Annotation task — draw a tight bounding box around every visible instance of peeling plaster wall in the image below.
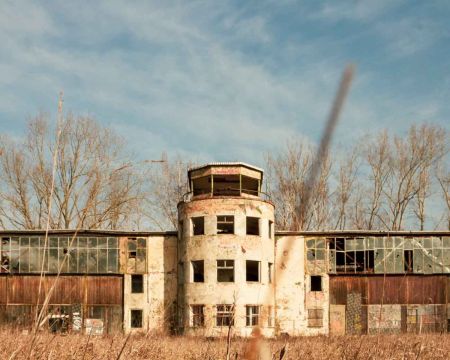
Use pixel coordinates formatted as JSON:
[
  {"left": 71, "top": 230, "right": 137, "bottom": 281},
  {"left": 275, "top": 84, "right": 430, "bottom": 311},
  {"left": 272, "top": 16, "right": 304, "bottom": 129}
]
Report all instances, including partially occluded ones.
[
  {"left": 123, "top": 235, "right": 177, "bottom": 334},
  {"left": 274, "top": 235, "right": 305, "bottom": 335},
  {"left": 178, "top": 197, "right": 275, "bottom": 337}
]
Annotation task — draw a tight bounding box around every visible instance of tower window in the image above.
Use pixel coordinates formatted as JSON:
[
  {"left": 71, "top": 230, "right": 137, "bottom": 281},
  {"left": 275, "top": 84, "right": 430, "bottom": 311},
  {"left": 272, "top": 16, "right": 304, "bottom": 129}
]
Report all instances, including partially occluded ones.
[
  {"left": 246, "top": 217, "right": 259, "bottom": 235},
  {"left": 191, "top": 260, "right": 204, "bottom": 282},
  {"left": 268, "top": 220, "right": 274, "bottom": 239},
  {"left": 268, "top": 262, "right": 273, "bottom": 283},
  {"left": 217, "top": 215, "right": 234, "bottom": 234},
  {"left": 217, "top": 260, "right": 234, "bottom": 282},
  {"left": 131, "top": 274, "right": 144, "bottom": 293},
  {"left": 192, "top": 217, "right": 205, "bottom": 236},
  {"left": 310, "top": 276, "right": 322, "bottom": 292},
  {"left": 246, "top": 260, "right": 260, "bottom": 282}
]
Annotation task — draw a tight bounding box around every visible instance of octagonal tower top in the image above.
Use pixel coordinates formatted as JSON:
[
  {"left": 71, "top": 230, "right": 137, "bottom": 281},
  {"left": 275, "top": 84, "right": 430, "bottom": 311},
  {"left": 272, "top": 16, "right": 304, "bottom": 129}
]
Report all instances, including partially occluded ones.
[{"left": 187, "top": 162, "right": 266, "bottom": 199}]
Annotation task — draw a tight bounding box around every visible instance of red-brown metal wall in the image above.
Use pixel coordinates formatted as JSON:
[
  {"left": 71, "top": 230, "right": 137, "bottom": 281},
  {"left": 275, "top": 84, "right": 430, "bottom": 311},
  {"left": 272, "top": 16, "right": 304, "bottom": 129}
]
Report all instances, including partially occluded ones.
[{"left": 0, "top": 275, "right": 123, "bottom": 305}]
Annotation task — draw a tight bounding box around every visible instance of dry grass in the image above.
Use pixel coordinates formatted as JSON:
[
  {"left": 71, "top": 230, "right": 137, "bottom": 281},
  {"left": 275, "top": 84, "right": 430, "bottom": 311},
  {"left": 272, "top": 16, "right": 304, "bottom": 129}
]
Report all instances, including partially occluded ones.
[{"left": 0, "top": 331, "right": 449, "bottom": 359}]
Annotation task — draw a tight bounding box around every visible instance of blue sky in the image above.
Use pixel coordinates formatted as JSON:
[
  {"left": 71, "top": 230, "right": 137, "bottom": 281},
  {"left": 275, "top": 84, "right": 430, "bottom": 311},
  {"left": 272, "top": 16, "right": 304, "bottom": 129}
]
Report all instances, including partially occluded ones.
[{"left": 1, "top": 0, "right": 449, "bottom": 166}]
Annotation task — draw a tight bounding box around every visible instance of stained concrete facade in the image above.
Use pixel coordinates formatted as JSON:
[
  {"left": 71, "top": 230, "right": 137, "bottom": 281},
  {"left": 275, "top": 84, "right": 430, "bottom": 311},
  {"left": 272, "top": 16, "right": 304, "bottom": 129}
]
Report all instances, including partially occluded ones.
[{"left": 0, "top": 162, "right": 449, "bottom": 336}]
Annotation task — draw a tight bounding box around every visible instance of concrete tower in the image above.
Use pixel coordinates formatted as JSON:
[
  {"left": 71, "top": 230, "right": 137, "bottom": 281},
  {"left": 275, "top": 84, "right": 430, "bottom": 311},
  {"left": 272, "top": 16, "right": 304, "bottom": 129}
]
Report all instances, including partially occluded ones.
[{"left": 177, "top": 163, "right": 275, "bottom": 336}]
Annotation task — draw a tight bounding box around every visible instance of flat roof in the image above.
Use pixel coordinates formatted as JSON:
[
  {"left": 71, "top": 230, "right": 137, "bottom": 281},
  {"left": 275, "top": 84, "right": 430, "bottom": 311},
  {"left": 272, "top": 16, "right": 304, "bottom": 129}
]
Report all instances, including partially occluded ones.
[
  {"left": 0, "top": 229, "right": 178, "bottom": 237},
  {"left": 275, "top": 230, "right": 450, "bottom": 237}
]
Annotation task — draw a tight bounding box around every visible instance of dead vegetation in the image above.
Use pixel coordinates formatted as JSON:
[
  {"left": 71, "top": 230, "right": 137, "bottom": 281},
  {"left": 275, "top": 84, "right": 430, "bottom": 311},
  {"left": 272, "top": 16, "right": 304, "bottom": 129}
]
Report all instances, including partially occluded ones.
[{"left": 0, "top": 331, "right": 449, "bottom": 359}]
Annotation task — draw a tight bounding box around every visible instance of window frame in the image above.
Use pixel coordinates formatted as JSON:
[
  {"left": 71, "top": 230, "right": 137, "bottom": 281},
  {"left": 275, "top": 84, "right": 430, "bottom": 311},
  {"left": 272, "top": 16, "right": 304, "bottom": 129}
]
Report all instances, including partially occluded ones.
[
  {"left": 216, "top": 304, "right": 234, "bottom": 327},
  {"left": 191, "top": 305, "right": 205, "bottom": 327},
  {"left": 131, "top": 274, "right": 144, "bottom": 293},
  {"left": 130, "top": 309, "right": 143, "bottom": 328},
  {"left": 246, "top": 305, "right": 260, "bottom": 327},
  {"left": 246, "top": 217, "right": 260, "bottom": 236},
  {"left": 245, "top": 260, "right": 261, "bottom": 282},
  {"left": 216, "top": 215, "right": 235, "bottom": 234},
  {"left": 310, "top": 275, "right": 322, "bottom": 292},
  {"left": 192, "top": 217, "right": 205, "bottom": 236},
  {"left": 217, "top": 259, "right": 235, "bottom": 282},
  {"left": 191, "top": 260, "right": 205, "bottom": 283}
]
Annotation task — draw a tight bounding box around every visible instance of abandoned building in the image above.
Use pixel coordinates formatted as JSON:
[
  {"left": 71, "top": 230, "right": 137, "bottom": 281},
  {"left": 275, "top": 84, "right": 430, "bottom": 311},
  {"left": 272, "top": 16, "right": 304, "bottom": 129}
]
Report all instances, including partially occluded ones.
[{"left": 0, "top": 162, "right": 449, "bottom": 336}]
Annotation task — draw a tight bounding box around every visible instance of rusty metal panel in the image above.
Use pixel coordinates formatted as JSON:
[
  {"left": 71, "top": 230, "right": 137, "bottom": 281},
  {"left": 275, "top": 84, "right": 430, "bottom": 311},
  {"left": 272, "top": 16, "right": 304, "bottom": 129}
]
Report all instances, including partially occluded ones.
[
  {"left": 86, "top": 276, "right": 123, "bottom": 304},
  {"left": 408, "top": 276, "right": 446, "bottom": 304},
  {"left": 368, "top": 276, "right": 408, "bottom": 304},
  {"left": 329, "top": 276, "right": 347, "bottom": 304},
  {"left": 5, "top": 275, "right": 123, "bottom": 305},
  {"left": 0, "top": 276, "right": 6, "bottom": 304}
]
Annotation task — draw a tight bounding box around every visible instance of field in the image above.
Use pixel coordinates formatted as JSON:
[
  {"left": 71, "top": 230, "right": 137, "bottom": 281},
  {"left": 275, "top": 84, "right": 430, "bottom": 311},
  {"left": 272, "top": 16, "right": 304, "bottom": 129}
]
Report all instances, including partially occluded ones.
[{"left": 1, "top": 332, "right": 449, "bottom": 359}]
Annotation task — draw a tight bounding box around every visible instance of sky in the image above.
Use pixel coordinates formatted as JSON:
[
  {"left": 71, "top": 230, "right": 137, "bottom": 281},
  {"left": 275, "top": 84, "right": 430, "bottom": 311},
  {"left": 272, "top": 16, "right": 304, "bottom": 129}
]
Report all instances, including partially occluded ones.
[{"left": 0, "top": 0, "right": 449, "bottom": 167}]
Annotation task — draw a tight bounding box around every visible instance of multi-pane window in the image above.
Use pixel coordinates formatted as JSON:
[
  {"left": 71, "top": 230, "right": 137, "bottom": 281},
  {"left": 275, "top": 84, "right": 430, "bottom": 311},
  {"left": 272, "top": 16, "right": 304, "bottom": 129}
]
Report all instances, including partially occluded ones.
[
  {"left": 246, "top": 305, "right": 260, "bottom": 326},
  {"left": 246, "top": 260, "right": 260, "bottom": 282},
  {"left": 216, "top": 304, "right": 234, "bottom": 326},
  {"left": 217, "top": 260, "right": 234, "bottom": 282},
  {"left": 246, "top": 217, "right": 259, "bottom": 235},
  {"left": 131, "top": 274, "right": 144, "bottom": 293},
  {"left": 308, "top": 309, "right": 323, "bottom": 327},
  {"left": 127, "top": 238, "right": 147, "bottom": 273},
  {"left": 217, "top": 216, "right": 234, "bottom": 234},
  {"left": 191, "top": 305, "right": 205, "bottom": 327},
  {"left": 192, "top": 217, "right": 205, "bottom": 235},
  {"left": 191, "top": 260, "right": 204, "bottom": 283},
  {"left": 131, "top": 309, "right": 143, "bottom": 328},
  {"left": 0, "top": 236, "right": 119, "bottom": 274}
]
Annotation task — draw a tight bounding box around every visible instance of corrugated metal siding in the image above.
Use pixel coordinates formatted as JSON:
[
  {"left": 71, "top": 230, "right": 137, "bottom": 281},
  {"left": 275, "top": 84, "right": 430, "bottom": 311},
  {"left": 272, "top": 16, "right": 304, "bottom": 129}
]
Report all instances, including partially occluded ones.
[{"left": 0, "top": 275, "right": 123, "bottom": 305}]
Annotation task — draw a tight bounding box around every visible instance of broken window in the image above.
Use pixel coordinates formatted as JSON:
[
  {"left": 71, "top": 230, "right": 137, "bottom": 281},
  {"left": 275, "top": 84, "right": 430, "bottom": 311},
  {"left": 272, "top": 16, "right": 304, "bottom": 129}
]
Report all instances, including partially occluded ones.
[
  {"left": 216, "top": 304, "right": 234, "bottom": 326},
  {"left": 268, "top": 262, "right": 273, "bottom": 283},
  {"left": 1, "top": 236, "right": 119, "bottom": 274},
  {"left": 130, "top": 309, "right": 143, "bottom": 328},
  {"left": 246, "top": 217, "right": 259, "bottom": 235},
  {"left": 404, "top": 250, "right": 413, "bottom": 273},
  {"left": 241, "top": 175, "right": 259, "bottom": 196},
  {"left": 268, "top": 220, "right": 273, "bottom": 239},
  {"left": 191, "top": 305, "right": 205, "bottom": 327},
  {"left": 131, "top": 274, "right": 144, "bottom": 293},
  {"left": 217, "top": 260, "right": 234, "bottom": 282},
  {"left": 310, "top": 276, "right": 322, "bottom": 291},
  {"left": 246, "top": 260, "right": 260, "bottom": 282},
  {"left": 191, "top": 260, "right": 204, "bottom": 283},
  {"left": 246, "top": 305, "right": 260, "bottom": 326},
  {"left": 308, "top": 309, "right": 323, "bottom": 327},
  {"left": 127, "top": 238, "right": 147, "bottom": 273},
  {"left": 212, "top": 175, "right": 240, "bottom": 196},
  {"left": 192, "top": 217, "right": 205, "bottom": 236},
  {"left": 217, "top": 215, "right": 234, "bottom": 234}
]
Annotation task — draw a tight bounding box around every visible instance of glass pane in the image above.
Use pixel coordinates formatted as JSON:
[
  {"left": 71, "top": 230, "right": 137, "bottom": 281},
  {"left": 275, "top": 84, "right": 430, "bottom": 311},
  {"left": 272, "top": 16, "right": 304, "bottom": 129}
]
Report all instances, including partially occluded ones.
[
  {"left": 58, "top": 248, "right": 69, "bottom": 273},
  {"left": 49, "top": 237, "right": 58, "bottom": 248},
  {"left": 306, "top": 239, "right": 315, "bottom": 249},
  {"left": 316, "top": 239, "right": 325, "bottom": 249},
  {"left": 68, "top": 248, "right": 78, "bottom": 273},
  {"left": 78, "top": 238, "right": 87, "bottom": 248},
  {"left": 384, "top": 237, "right": 394, "bottom": 248},
  {"left": 443, "top": 237, "right": 450, "bottom": 248},
  {"left": 137, "top": 238, "right": 146, "bottom": 248},
  {"left": 87, "top": 237, "right": 97, "bottom": 248},
  {"left": 315, "top": 250, "right": 325, "bottom": 260},
  {"left": 128, "top": 240, "right": 136, "bottom": 251},
  {"left": 78, "top": 249, "right": 87, "bottom": 273},
  {"left": 10, "top": 250, "right": 19, "bottom": 272},
  {"left": 98, "top": 238, "right": 107, "bottom": 249},
  {"left": 87, "top": 249, "right": 97, "bottom": 273},
  {"left": 20, "top": 237, "right": 29, "bottom": 246},
  {"left": 59, "top": 237, "right": 69, "bottom": 248},
  {"left": 108, "top": 237, "right": 118, "bottom": 248},
  {"left": 49, "top": 249, "right": 59, "bottom": 272},
  {"left": 432, "top": 237, "right": 443, "bottom": 249},
  {"left": 10, "top": 237, "right": 19, "bottom": 249},
  {"left": 136, "top": 249, "right": 146, "bottom": 273},
  {"left": 29, "top": 247, "right": 40, "bottom": 272},
  {"left": 108, "top": 249, "right": 118, "bottom": 272},
  {"left": 30, "top": 237, "right": 40, "bottom": 247},
  {"left": 19, "top": 248, "right": 29, "bottom": 272},
  {"left": 414, "top": 249, "right": 424, "bottom": 273},
  {"left": 98, "top": 249, "right": 107, "bottom": 273},
  {"left": 39, "top": 248, "right": 48, "bottom": 272}
]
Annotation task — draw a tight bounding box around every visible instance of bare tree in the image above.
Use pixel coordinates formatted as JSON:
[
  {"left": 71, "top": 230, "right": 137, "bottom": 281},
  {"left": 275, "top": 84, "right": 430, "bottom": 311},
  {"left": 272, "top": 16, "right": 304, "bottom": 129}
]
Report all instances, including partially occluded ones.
[
  {"left": 146, "top": 152, "right": 191, "bottom": 230},
  {"left": 384, "top": 124, "right": 447, "bottom": 230},
  {"left": 332, "top": 147, "right": 360, "bottom": 229},
  {"left": 436, "top": 165, "right": 450, "bottom": 230},
  {"left": 0, "top": 113, "right": 145, "bottom": 230},
  {"left": 266, "top": 141, "right": 331, "bottom": 231}
]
